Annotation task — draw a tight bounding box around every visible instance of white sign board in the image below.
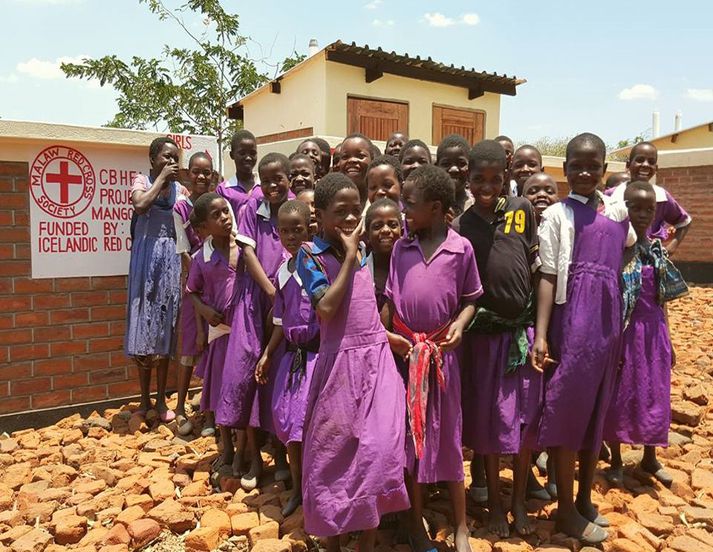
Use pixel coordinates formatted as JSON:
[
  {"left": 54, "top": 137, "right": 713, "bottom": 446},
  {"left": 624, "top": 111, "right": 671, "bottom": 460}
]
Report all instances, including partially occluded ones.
[{"left": 27, "top": 133, "right": 217, "bottom": 279}]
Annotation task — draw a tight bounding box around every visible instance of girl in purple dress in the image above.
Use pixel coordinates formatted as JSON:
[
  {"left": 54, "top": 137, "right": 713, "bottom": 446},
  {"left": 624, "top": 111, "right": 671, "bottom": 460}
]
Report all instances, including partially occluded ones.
[
  {"left": 399, "top": 139, "right": 432, "bottom": 181},
  {"left": 384, "top": 165, "right": 481, "bottom": 552},
  {"left": 288, "top": 153, "right": 316, "bottom": 196},
  {"left": 125, "top": 137, "right": 186, "bottom": 422},
  {"left": 604, "top": 181, "right": 684, "bottom": 487},
  {"left": 366, "top": 155, "right": 402, "bottom": 205},
  {"left": 336, "top": 133, "right": 374, "bottom": 207},
  {"left": 365, "top": 199, "right": 402, "bottom": 313},
  {"left": 185, "top": 192, "right": 241, "bottom": 466},
  {"left": 255, "top": 200, "right": 317, "bottom": 518},
  {"left": 216, "top": 130, "right": 258, "bottom": 218},
  {"left": 435, "top": 134, "right": 472, "bottom": 218},
  {"left": 296, "top": 173, "right": 409, "bottom": 552},
  {"left": 174, "top": 152, "right": 212, "bottom": 436},
  {"left": 219, "top": 153, "right": 290, "bottom": 489},
  {"left": 532, "top": 133, "right": 636, "bottom": 545}
]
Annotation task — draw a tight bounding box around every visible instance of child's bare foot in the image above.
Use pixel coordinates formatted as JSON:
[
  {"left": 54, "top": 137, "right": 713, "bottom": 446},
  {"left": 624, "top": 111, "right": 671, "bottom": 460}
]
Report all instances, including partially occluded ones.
[
  {"left": 487, "top": 503, "right": 509, "bottom": 538},
  {"left": 231, "top": 452, "right": 243, "bottom": 478},
  {"left": 512, "top": 503, "right": 533, "bottom": 536},
  {"left": 555, "top": 508, "right": 607, "bottom": 545},
  {"left": 454, "top": 525, "right": 472, "bottom": 552},
  {"left": 281, "top": 493, "right": 302, "bottom": 517},
  {"left": 575, "top": 497, "right": 609, "bottom": 527}
]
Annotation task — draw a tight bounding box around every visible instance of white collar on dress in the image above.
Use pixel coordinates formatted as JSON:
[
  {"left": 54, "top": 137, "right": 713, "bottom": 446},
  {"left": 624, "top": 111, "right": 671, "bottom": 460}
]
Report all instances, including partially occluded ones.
[
  {"left": 256, "top": 200, "right": 271, "bottom": 220},
  {"left": 610, "top": 182, "right": 667, "bottom": 203},
  {"left": 202, "top": 235, "right": 215, "bottom": 263},
  {"left": 276, "top": 259, "right": 301, "bottom": 289}
]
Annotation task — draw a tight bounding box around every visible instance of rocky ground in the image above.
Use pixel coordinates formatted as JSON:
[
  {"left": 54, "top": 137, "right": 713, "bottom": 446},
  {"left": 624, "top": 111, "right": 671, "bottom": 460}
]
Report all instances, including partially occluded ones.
[{"left": 1, "top": 286, "right": 712, "bottom": 552}]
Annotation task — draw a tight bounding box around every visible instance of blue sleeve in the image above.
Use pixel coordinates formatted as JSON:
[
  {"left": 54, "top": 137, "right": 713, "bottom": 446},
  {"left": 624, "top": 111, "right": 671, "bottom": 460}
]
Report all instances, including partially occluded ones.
[{"left": 296, "top": 245, "right": 330, "bottom": 307}]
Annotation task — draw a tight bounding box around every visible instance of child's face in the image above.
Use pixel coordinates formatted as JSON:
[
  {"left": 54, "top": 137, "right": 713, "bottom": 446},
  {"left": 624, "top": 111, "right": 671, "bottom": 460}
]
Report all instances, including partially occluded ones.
[
  {"left": 627, "top": 144, "right": 657, "bottom": 182},
  {"left": 385, "top": 133, "right": 407, "bottom": 157},
  {"left": 297, "top": 190, "right": 318, "bottom": 237},
  {"left": 231, "top": 138, "right": 257, "bottom": 177},
  {"left": 401, "top": 178, "right": 440, "bottom": 233},
  {"left": 289, "top": 158, "right": 315, "bottom": 195},
  {"left": 564, "top": 146, "right": 607, "bottom": 197},
  {"left": 511, "top": 148, "right": 543, "bottom": 189},
  {"left": 469, "top": 161, "right": 505, "bottom": 209},
  {"left": 203, "top": 198, "right": 233, "bottom": 239},
  {"left": 625, "top": 188, "right": 657, "bottom": 237},
  {"left": 368, "top": 207, "right": 402, "bottom": 256},
  {"left": 151, "top": 143, "right": 180, "bottom": 174},
  {"left": 436, "top": 146, "right": 469, "bottom": 194},
  {"left": 401, "top": 146, "right": 431, "bottom": 180},
  {"left": 331, "top": 145, "right": 342, "bottom": 171},
  {"left": 278, "top": 210, "right": 310, "bottom": 256},
  {"left": 339, "top": 137, "right": 371, "bottom": 184},
  {"left": 298, "top": 141, "right": 323, "bottom": 174},
  {"left": 259, "top": 162, "right": 290, "bottom": 206},
  {"left": 367, "top": 165, "right": 401, "bottom": 204},
  {"left": 317, "top": 187, "right": 362, "bottom": 242},
  {"left": 497, "top": 139, "right": 514, "bottom": 169},
  {"left": 189, "top": 157, "right": 213, "bottom": 198},
  {"left": 523, "top": 174, "right": 558, "bottom": 220}
]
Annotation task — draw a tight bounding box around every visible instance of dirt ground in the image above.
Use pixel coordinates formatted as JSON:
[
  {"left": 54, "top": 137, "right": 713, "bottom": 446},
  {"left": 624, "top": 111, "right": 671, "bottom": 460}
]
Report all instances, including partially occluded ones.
[{"left": 1, "top": 287, "right": 712, "bottom": 552}]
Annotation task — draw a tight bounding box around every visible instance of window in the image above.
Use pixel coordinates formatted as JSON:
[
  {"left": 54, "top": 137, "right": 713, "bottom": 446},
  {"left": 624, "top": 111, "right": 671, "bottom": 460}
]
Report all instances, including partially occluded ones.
[
  {"left": 347, "top": 96, "right": 408, "bottom": 141},
  {"left": 432, "top": 105, "right": 485, "bottom": 145}
]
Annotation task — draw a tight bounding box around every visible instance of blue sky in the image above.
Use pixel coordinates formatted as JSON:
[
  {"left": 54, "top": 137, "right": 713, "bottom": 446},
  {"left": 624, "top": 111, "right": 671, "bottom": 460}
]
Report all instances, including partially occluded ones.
[{"left": 2, "top": 0, "right": 712, "bottom": 147}]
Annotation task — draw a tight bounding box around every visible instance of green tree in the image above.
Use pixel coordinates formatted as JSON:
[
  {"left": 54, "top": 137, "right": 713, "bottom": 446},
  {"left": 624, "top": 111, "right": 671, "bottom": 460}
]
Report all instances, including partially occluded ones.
[{"left": 61, "top": 0, "right": 302, "bottom": 170}]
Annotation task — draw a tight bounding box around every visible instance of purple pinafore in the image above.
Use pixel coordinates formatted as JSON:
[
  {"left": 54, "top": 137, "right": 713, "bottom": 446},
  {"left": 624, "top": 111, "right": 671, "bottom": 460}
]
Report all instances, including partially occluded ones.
[
  {"left": 125, "top": 175, "right": 182, "bottom": 357},
  {"left": 297, "top": 242, "right": 409, "bottom": 537},
  {"left": 271, "top": 261, "right": 320, "bottom": 445},
  {"left": 604, "top": 264, "right": 672, "bottom": 446},
  {"left": 186, "top": 239, "right": 241, "bottom": 413},
  {"left": 535, "top": 198, "right": 629, "bottom": 451}
]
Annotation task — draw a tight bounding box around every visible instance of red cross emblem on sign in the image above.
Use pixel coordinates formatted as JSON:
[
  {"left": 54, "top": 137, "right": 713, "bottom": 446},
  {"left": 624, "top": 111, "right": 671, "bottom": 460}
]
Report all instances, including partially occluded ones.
[{"left": 30, "top": 146, "right": 96, "bottom": 218}]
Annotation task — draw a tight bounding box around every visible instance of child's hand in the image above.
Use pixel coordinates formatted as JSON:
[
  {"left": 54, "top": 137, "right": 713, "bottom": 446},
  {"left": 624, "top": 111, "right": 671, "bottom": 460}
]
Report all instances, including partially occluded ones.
[
  {"left": 195, "top": 328, "right": 207, "bottom": 354},
  {"left": 337, "top": 219, "right": 364, "bottom": 257},
  {"left": 532, "top": 336, "right": 554, "bottom": 372},
  {"left": 159, "top": 161, "right": 179, "bottom": 184},
  {"left": 388, "top": 332, "right": 413, "bottom": 360},
  {"left": 671, "top": 346, "right": 677, "bottom": 368},
  {"left": 255, "top": 354, "right": 270, "bottom": 384},
  {"left": 200, "top": 305, "right": 224, "bottom": 327},
  {"left": 439, "top": 321, "right": 464, "bottom": 352}
]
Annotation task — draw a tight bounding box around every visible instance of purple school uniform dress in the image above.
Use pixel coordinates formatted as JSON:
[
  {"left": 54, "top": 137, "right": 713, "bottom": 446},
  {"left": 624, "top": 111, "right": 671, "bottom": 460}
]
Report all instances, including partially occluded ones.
[
  {"left": 457, "top": 197, "right": 541, "bottom": 455},
  {"left": 296, "top": 237, "right": 409, "bottom": 536},
  {"left": 125, "top": 175, "right": 182, "bottom": 357},
  {"left": 217, "top": 198, "right": 286, "bottom": 430},
  {"left": 385, "top": 229, "right": 483, "bottom": 483},
  {"left": 216, "top": 176, "right": 255, "bottom": 221},
  {"left": 535, "top": 195, "right": 630, "bottom": 451},
  {"left": 607, "top": 182, "right": 691, "bottom": 241},
  {"left": 604, "top": 264, "right": 672, "bottom": 446},
  {"left": 186, "top": 238, "right": 241, "bottom": 412},
  {"left": 271, "top": 260, "right": 320, "bottom": 445}
]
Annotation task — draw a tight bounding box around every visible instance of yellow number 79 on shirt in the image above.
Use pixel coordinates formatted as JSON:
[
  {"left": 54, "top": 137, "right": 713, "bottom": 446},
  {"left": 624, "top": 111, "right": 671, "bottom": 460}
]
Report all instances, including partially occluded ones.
[{"left": 503, "top": 210, "right": 526, "bottom": 234}]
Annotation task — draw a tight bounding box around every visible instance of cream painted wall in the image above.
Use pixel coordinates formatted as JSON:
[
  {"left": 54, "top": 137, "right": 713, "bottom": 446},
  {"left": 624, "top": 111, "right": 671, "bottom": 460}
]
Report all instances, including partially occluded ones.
[
  {"left": 242, "top": 55, "right": 328, "bottom": 137},
  {"left": 323, "top": 61, "right": 501, "bottom": 142},
  {"left": 651, "top": 124, "right": 713, "bottom": 151}
]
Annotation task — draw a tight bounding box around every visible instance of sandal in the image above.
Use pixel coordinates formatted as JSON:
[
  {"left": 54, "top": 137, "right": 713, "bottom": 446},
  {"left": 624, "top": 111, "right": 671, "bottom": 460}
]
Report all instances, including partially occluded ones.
[
  {"left": 605, "top": 466, "right": 624, "bottom": 487},
  {"left": 641, "top": 462, "right": 673, "bottom": 487},
  {"left": 159, "top": 409, "right": 176, "bottom": 423},
  {"left": 176, "top": 415, "right": 193, "bottom": 436},
  {"left": 578, "top": 522, "right": 608, "bottom": 545},
  {"left": 201, "top": 426, "right": 216, "bottom": 437},
  {"left": 468, "top": 485, "right": 488, "bottom": 504}
]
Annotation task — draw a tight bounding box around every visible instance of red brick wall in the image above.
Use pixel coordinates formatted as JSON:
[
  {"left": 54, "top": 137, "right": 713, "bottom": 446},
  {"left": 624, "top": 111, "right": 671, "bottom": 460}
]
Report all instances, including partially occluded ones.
[
  {"left": 656, "top": 165, "right": 713, "bottom": 263},
  {"left": 0, "top": 161, "right": 177, "bottom": 415}
]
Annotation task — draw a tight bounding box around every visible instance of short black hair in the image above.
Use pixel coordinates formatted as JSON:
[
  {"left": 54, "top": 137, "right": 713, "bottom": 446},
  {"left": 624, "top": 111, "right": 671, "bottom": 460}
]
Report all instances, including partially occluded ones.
[
  {"left": 278, "top": 199, "right": 311, "bottom": 225},
  {"left": 230, "top": 129, "right": 256, "bottom": 152},
  {"left": 513, "top": 144, "right": 543, "bottom": 162},
  {"left": 605, "top": 171, "right": 629, "bottom": 189},
  {"left": 258, "top": 152, "right": 290, "bottom": 176},
  {"left": 522, "top": 172, "right": 558, "bottom": 193},
  {"left": 365, "top": 197, "right": 401, "bottom": 229},
  {"left": 314, "top": 172, "right": 358, "bottom": 210},
  {"left": 624, "top": 180, "right": 655, "bottom": 200},
  {"left": 565, "top": 132, "right": 606, "bottom": 162},
  {"left": 192, "top": 191, "right": 222, "bottom": 225},
  {"left": 188, "top": 151, "right": 213, "bottom": 168},
  {"left": 149, "top": 136, "right": 179, "bottom": 161},
  {"left": 342, "top": 133, "right": 374, "bottom": 151},
  {"left": 469, "top": 139, "right": 507, "bottom": 171},
  {"left": 406, "top": 164, "right": 454, "bottom": 212},
  {"left": 289, "top": 152, "right": 315, "bottom": 170},
  {"left": 400, "top": 139, "right": 432, "bottom": 163},
  {"left": 437, "top": 134, "right": 470, "bottom": 160},
  {"left": 494, "top": 135, "right": 513, "bottom": 145},
  {"left": 387, "top": 132, "right": 408, "bottom": 143},
  {"left": 629, "top": 141, "right": 657, "bottom": 160},
  {"left": 311, "top": 137, "right": 331, "bottom": 155},
  {"left": 370, "top": 143, "right": 382, "bottom": 159},
  {"left": 367, "top": 155, "right": 403, "bottom": 182},
  {"left": 296, "top": 188, "right": 314, "bottom": 199}
]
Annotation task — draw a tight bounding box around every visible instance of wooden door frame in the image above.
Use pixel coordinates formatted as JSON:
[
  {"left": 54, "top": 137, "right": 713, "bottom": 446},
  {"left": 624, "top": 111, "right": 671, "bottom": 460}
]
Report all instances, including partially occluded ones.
[
  {"left": 431, "top": 103, "right": 487, "bottom": 145},
  {"left": 346, "top": 94, "right": 410, "bottom": 136}
]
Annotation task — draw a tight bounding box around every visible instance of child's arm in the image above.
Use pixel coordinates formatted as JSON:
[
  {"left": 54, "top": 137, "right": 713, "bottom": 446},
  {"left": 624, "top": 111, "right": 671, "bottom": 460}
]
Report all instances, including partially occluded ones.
[
  {"left": 188, "top": 293, "right": 224, "bottom": 327},
  {"left": 132, "top": 164, "right": 177, "bottom": 214},
  {"left": 255, "top": 324, "right": 284, "bottom": 384},
  {"left": 193, "top": 298, "right": 206, "bottom": 354},
  {"left": 242, "top": 245, "right": 277, "bottom": 301},
  {"left": 381, "top": 299, "right": 413, "bottom": 359},
  {"left": 666, "top": 225, "right": 690, "bottom": 257},
  {"left": 532, "top": 273, "right": 556, "bottom": 371},
  {"left": 664, "top": 303, "right": 676, "bottom": 368},
  {"left": 439, "top": 302, "right": 476, "bottom": 352}
]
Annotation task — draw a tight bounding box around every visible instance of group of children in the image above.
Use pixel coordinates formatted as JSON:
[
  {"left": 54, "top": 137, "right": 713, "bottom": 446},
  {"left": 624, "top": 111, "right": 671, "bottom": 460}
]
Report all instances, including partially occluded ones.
[{"left": 124, "top": 128, "right": 692, "bottom": 550}]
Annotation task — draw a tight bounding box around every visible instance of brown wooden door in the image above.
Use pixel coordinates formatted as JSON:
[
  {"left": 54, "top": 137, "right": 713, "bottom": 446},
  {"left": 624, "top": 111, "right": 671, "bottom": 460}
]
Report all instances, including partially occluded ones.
[
  {"left": 347, "top": 97, "right": 408, "bottom": 141},
  {"left": 432, "top": 105, "right": 485, "bottom": 145}
]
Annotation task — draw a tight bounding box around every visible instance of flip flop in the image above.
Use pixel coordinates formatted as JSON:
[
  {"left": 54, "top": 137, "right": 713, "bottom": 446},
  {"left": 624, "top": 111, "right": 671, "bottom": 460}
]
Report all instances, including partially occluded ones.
[
  {"left": 468, "top": 485, "right": 488, "bottom": 503},
  {"left": 281, "top": 494, "right": 302, "bottom": 517},
  {"left": 176, "top": 415, "right": 193, "bottom": 436},
  {"left": 535, "top": 451, "right": 548, "bottom": 476},
  {"left": 578, "top": 522, "right": 608, "bottom": 545},
  {"left": 590, "top": 513, "right": 610, "bottom": 527},
  {"left": 545, "top": 482, "right": 558, "bottom": 499},
  {"left": 605, "top": 466, "right": 624, "bottom": 487},
  {"left": 201, "top": 426, "right": 216, "bottom": 437},
  {"left": 641, "top": 464, "right": 673, "bottom": 487},
  {"left": 241, "top": 473, "right": 259, "bottom": 491},
  {"left": 159, "top": 409, "right": 176, "bottom": 423}
]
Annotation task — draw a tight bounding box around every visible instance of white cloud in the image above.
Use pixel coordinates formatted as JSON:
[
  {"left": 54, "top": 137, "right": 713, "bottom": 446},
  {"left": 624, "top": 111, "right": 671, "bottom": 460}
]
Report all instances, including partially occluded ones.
[
  {"left": 685, "top": 88, "right": 713, "bottom": 102},
  {"left": 16, "top": 55, "right": 89, "bottom": 80},
  {"left": 11, "top": 0, "right": 84, "bottom": 4},
  {"left": 364, "top": 0, "right": 382, "bottom": 8},
  {"left": 0, "top": 74, "right": 20, "bottom": 84},
  {"left": 423, "top": 12, "right": 480, "bottom": 27},
  {"left": 618, "top": 84, "right": 658, "bottom": 101},
  {"left": 372, "top": 18, "right": 394, "bottom": 27}
]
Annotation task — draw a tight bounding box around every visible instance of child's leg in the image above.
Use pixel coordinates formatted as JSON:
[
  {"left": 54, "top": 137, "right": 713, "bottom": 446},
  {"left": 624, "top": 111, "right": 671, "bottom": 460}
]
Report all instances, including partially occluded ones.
[
  {"left": 641, "top": 445, "right": 672, "bottom": 486},
  {"left": 220, "top": 425, "right": 235, "bottom": 467},
  {"left": 512, "top": 449, "right": 533, "bottom": 535},
  {"left": 405, "top": 474, "right": 432, "bottom": 552},
  {"left": 176, "top": 363, "right": 193, "bottom": 417},
  {"left": 606, "top": 441, "right": 624, "bottom": 485},
  {"left": 447, "top": 481, "right": 472, "bottom": 552},
  {"left": 154, "top": 357, "right": 172, "bottom": 416},
  {"left": 546, "top": 449, "right": 557, "bottom": 498},
  {"left": 136, "top": 358, "right": 153, "bottom": 412},
  {"left": 325, "top": 536, "right": 340, "bottom": 552},
  {"left": 232, "top": 429, "right": 246, "bottom": 477},
  {"left": 282, "top": 441, "right": 302, "bottom": 517},
  {"left": 575, "top": 448, "right": 608, "bottom": 526},
  {"left": 357, "top": 528, "right": 377, "bottom": 552},
  {"left": 241, "top": 427, "right": 263, "bottom": 490},
  {"left": 484, "top": 454, "right": 508, "bottom": 538},
  {"left": 273, "top": 439, "right": 290, "bottom": 481},
  {"left": 468, "top": 454, "right": 487, "bottom": 503}
]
